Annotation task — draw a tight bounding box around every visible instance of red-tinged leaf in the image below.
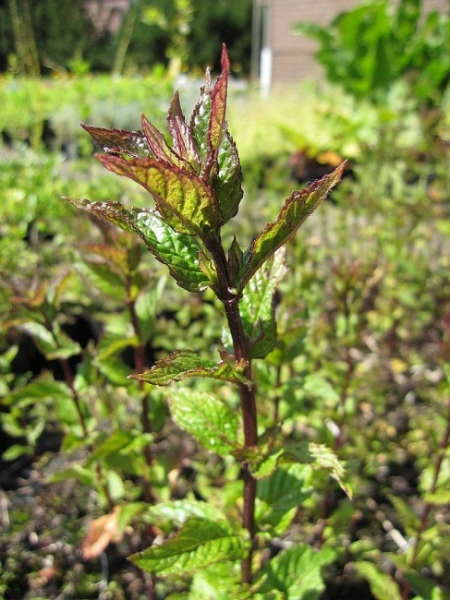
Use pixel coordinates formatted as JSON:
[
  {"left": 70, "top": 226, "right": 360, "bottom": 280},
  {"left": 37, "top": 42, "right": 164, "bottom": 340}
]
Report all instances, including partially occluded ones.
[
  {"left": 167, "top": 91, "right": 199, "bottom": 166},
  {"left": 190, "top": 72, "right": 213, "bottom": 166},
  {"left": 239, "top": 163, "right": 346, "bottom": 290},
  {"left": 64, "top": 199, "right": 210, "bottom": 292},
  {"left": 140, "top": 114, "right": 188, "bottom": 169},
  {"left": 82, "top": 506, "right": 122, "bottom": 560},
  {"left": 215, "top": 132, "right": 243, "bottom": 224},
  {"left": 282, "top": 442, "right": 352, "bottom": 498},
  {"left": 209, "top": 45, "right": 230, "bottom": 150},
  {"left": 97, "top": 154, "right": 222, "bottom": 235},
  {"left": 130, "top": 349, "right": 251, "bottom": 387},
  {"left": 81, "top": 124, "right": 152, "bottom": 158},
  {"left": 256, "top": 464, "right": 314, "bottom": 535},
  {"left": 77, "top": 260, "right": 126, "bottom": 300}
]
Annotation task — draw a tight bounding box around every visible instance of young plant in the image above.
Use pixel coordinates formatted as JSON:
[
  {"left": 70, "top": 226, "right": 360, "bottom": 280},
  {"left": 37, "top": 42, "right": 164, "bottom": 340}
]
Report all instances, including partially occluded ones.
[{"left": 65, "top": 46, "right": 347, "bottom": 595}]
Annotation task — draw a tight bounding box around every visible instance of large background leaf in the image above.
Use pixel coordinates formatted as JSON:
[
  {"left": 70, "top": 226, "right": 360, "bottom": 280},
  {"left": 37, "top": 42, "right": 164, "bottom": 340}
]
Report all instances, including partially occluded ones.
[
  {"left": 130, "top": 518, "right": 248, "bottom": 575},
  {"left": 168, "top": 388, "right": 241, "bottom": 454}
]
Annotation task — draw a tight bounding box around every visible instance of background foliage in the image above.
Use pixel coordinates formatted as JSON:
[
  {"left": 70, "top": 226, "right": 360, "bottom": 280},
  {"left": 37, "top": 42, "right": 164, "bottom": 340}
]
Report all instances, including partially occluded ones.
[{"left": 0, "top": 0, "right": 252, "bottom": 76}]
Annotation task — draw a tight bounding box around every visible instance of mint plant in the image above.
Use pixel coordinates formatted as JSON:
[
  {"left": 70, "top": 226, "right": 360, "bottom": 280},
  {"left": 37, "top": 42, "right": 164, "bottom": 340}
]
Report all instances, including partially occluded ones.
[{"left": 65, "top": 46, "right": 347, "bottom": 595}]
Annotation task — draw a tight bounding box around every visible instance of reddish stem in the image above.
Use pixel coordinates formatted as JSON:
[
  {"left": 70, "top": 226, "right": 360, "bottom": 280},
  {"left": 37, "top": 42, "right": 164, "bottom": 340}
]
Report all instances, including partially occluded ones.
[{"left": 205, "top": 234, "right": 258, "bottom": 585}]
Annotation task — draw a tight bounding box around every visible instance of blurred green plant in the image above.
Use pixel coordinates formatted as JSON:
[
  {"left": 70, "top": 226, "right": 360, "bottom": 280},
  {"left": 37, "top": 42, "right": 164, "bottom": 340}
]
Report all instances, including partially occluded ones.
[
  {"left": 0, "top": 72, "right": 171, "bottom": 151},
  {"left": 142, "top": 0, "right": 194, "bottom": 78},
  {"left": 294, "top": 0, "right": 450, "bottom": 105}
]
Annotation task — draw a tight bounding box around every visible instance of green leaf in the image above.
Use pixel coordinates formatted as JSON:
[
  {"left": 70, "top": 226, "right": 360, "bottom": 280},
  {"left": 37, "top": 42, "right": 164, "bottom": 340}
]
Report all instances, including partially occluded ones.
[
  {"left": 96, "top": 330, "right": 139, "bottom": 362},
  {"left": 129, "top": 206, "right": 212, "bottom": 291},
  {"left": 120, "top": 432, "right": 154, "bottom": 455},
  {"left": 131, "top": 349, "right": 251, "bottom": 387},
  {"left": 135, "top": 279, "right": 165, "bottom": 343},
  {"left": 130, "top": 517, "right": 249, "bottom": 576},
  {"left": 62, "top": 431, "right": 86, "bottom": 452},
  {"left": 12, "top": 322, "right": 81, "bottom": 360},
  {"left": 192, "top": 48, "right": 241, "bottom": 222},
  {"left": 64, "top": 201, "right": 210, "bottom": 292},
  {"left": 403, "top": 569, "right": 450, "bottom": 600},
  {"left": 303, "top": 374, "right": 340, "bottom": 405},
  {"left": 146, "top": 499, "right": 229, "bottom": 528},
  {"left": 141, "top": 113, "right": 187, "bottom": 168},
  {"left": 422, "top": 490, "right": 450, "bottom": 506},
  {"left": 258, "top": 544, "right": 336, "bottom": 599},
  {"left": 209, "top": 46, "right": 229, "bottom": 151},
  {"left": 96, "top": 355, "right": 134, "bottom": 385},
  {"left": 86, "top": 430, "right": 135, "bottom": 465},
  {"left": 106, "top": 470, "right": 125, "bottom": 502},
  {"left": 5, "top": 380, "right": 74, "bottom": 407},
  {"left": 47, "top": 465, "right": 95, "bottom": 486},
  {"left": 227, "top": 236, "right": 244, "bottom": 287},
  {"left": 249, "top": 448, "right": 284, "bottom": 480},
  {"left": 117, "top": 502, "right": 148, "bottom": 533},
  {"left": 190, "top": 69, "right": 213, "bottom": 167},
  {"left": 239, "top": 164, "right": 346, "bottom": 289},
  {"left": 81, "top": 242, "right": 129, "bottom": 274},
  {"left": 352, "top": 561, "right": 402, "bottom": 600},
  {"left": 189, "top": 562, "right": 245, "bottom": 600},
  {"left": 256, "top": 463, "right": 313, "bottom": 534},
  {"left": 77, "top": 260, "right": 126, "bottom": 301},
  {"left": 240, "top": 248, "right": 287, "bottom": 359},
  {"left": 2, "top": 444, "right": 32, "bottom": 461},
  {"left": 214, "top": 132, "right": 243, "bottom": 224},
  {"left": 282, "top": 442, "right": 352, "bottom": 498},
  {"left": 97, "top": 154, "right": 222, "bottom": 235},
  {"left": 84, "top": 430, "right": 151, "bottom": 475},
  {"left": 168, "top": 388, "right": 240, "bottom": 454}
]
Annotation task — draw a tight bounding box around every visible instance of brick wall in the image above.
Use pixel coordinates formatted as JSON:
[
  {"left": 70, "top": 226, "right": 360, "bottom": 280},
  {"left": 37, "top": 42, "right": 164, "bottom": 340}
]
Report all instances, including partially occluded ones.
[{"left": 266, "top": 0, "right": 448, "bottom": 84}]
